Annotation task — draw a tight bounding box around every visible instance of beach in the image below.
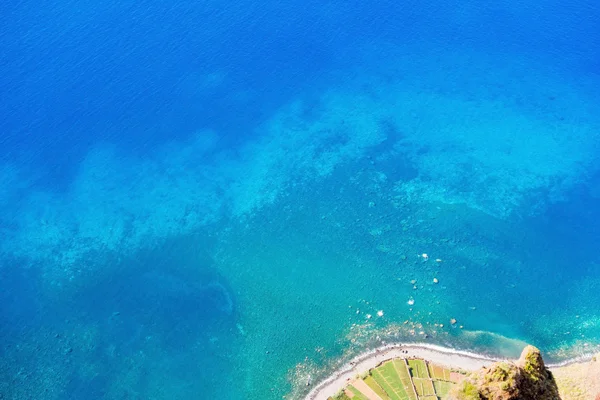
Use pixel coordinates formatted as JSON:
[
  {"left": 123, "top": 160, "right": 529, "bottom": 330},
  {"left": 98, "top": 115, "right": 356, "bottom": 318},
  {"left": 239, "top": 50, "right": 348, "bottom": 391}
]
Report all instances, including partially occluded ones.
[
  {"left": 304, "top": 343, "right": 503, "bottom": 400},
  {"left": 304, "top": 342, "right": 597, "bottom": 400}
]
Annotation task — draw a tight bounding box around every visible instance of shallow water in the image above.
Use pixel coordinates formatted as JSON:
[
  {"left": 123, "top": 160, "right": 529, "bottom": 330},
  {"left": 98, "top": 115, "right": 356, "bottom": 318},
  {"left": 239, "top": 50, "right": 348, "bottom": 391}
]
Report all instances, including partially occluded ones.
[{"left": 2, "top": 1, "right": 600, "bottom": 399}]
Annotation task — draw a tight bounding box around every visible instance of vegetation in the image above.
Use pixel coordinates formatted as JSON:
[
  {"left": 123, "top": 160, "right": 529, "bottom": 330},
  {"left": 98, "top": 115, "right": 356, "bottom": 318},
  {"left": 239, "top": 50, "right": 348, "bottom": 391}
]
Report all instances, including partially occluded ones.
[
  {"left": 451, "top": 345, "right": 561, "bottom": 400},
  {"left": 327, "top": 358, "right": 459, "bottom": 400},
  {"left": 453, "top": 380, "right": 480, "bottom": 400},
  {"left": 325, "top": 346, "right": 599, "bottom": 400}
]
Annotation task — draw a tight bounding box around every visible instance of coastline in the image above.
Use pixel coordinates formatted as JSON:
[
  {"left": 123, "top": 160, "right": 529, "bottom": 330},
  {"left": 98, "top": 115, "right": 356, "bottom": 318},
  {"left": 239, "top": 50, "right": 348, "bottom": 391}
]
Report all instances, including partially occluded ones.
[{"left": 303, "top": 342, "right": 597, "bottom": 400}]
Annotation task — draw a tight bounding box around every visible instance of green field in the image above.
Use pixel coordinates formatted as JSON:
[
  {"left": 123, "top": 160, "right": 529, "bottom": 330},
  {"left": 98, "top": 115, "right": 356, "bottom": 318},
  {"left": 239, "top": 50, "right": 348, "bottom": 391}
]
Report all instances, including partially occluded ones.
[
  {"left": 329, "top": 358, "right": 462, "bottom": 400},
  {"left": 364, "top": 375, "right": 390, "bottom": 399},
  {"left": 407, "top": 360, "right": 429, "bottom": 379}
]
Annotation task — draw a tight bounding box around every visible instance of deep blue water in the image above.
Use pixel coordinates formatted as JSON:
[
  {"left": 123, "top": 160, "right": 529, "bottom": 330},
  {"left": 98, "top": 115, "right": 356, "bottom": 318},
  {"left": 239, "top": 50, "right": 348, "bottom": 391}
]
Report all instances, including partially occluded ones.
[
  {"left": 3, "top": 0, "right": 598, "bottom": 182},
  {"left": 1, "top": 1, "right": 600, "bottom": 399}
]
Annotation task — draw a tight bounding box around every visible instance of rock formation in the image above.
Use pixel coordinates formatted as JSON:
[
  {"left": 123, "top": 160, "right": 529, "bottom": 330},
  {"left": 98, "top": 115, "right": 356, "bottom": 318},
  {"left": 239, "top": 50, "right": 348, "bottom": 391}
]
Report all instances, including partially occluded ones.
[{"left": 451, "top": 345, "right": 561, "bottom": 400}]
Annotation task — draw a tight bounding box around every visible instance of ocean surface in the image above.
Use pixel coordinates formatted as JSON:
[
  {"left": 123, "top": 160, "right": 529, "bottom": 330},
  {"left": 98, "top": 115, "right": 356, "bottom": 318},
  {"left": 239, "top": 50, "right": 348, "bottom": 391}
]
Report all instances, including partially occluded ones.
[{"left": 1, "top": 0, "right": 600, "bottom": 398}]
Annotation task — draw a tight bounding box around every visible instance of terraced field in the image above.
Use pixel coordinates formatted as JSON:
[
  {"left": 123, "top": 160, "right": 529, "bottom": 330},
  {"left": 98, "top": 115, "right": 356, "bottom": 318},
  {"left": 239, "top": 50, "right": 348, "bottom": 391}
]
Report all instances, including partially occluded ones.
[{"left": 328, "top": 358, "right": 462, "bottom": 400}]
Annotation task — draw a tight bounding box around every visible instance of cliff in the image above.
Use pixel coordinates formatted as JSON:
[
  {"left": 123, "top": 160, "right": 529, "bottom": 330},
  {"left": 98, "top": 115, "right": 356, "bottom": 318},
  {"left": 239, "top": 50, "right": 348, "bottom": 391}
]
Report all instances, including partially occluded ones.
[{"left": 451, "top": 345, "right": 561, "bottom": 400}]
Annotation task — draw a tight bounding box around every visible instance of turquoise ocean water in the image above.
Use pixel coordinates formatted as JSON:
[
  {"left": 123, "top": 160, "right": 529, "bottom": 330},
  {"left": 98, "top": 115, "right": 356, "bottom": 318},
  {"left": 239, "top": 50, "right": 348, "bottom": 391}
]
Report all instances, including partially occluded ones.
[{"left": 1, "top": 1, "right": 600, "bottom": 399}]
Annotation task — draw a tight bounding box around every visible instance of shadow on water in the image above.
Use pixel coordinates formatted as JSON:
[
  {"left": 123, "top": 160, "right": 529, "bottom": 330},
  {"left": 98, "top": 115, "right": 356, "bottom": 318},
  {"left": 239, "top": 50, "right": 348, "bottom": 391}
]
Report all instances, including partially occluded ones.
[
  {"left": 0, "top": 233, "right": 240, "bottom": 399},
  {"left": 0, "top": 264, "right": 43, "bottom": 345},
  {"left": 74, "top": 254, "right": 234, "bottom": 349},
  {"left": 71, "top": 236, "right": 237, "bottom": 398},
  {"left": 515, "top": 180, "right": 600, "bottom": 349},
  {"left": 532, "top": 181, "right": 600, "bottom": 271}
]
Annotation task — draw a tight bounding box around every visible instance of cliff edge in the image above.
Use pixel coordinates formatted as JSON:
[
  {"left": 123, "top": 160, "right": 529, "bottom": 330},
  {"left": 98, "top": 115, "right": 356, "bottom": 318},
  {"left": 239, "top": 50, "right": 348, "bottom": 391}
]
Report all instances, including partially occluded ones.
[{"left": 451, "top": 345, "right": 561, "bottom": 400}]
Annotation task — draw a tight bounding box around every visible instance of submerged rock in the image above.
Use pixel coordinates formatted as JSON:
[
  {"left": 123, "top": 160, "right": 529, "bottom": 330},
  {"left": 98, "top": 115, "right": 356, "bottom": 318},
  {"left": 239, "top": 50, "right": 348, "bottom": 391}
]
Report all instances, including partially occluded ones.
[{"left": 451, "top": 345, "right": 561, "bottom": 400}]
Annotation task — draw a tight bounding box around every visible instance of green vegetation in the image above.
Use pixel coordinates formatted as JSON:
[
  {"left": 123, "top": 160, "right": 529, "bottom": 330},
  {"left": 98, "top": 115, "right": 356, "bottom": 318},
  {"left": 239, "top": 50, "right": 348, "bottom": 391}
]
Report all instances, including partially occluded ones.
[
  {"left": 372, "top": 362, "right": 411, "bottom": 400},
  {"left": 413, "top": 377, "right": 435, "bottom": 396},
  {"left": 331, "top": 390, "right": 353, "bottom": 400},
  {"left": 433, "top": 380, "right": 453, "bottom": 397},
  {"left": 450, "top": 346, "right": 561, "bottom": 400},
  {"left": 364, "top": 375, "right": 390, "bottom": 399},
  {"left": 328, "top": 358, "right": 459, "bottom": 400},
  {"left": 407, "top": 359, "right": 429, "bottom": 379},
  {"left": 453, "top": 380, "right": 480, "bottom": 400},
  {"left": 326, "top": 346, "right": 592, "bottom": 400},
  {"left": 391, "top": 360, "right": 415, "bottom": 398},
  {"left": 348, "top": 385, "right": 369, "bottom": 400}
]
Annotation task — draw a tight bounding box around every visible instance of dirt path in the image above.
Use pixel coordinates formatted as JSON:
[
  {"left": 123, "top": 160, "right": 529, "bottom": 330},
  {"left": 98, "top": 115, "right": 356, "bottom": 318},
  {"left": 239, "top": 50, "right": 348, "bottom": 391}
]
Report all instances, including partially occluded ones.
[
  {"left": 305, "top": 343, "right": 501, "bottom": 400},
  {"left": 350, "top": 379, "right": 384, "bottom": 400}
]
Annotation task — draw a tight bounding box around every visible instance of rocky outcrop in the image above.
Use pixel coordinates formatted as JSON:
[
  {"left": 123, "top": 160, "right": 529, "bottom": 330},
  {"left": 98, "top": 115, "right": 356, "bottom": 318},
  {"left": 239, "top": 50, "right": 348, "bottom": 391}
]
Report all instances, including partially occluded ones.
[{"left": 451, "top": 345, "right": 561, "bottom": 400}]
